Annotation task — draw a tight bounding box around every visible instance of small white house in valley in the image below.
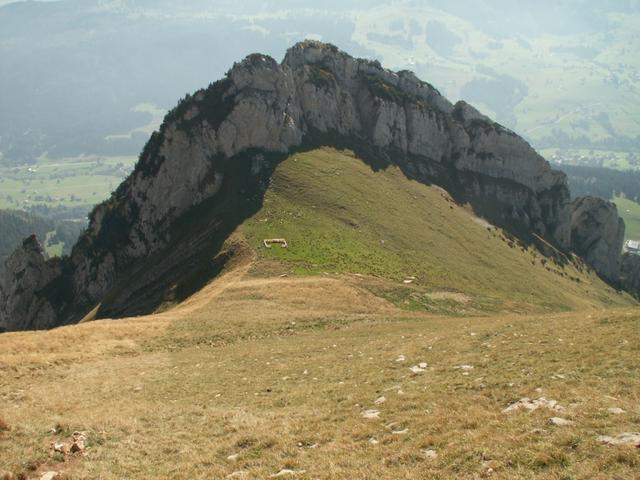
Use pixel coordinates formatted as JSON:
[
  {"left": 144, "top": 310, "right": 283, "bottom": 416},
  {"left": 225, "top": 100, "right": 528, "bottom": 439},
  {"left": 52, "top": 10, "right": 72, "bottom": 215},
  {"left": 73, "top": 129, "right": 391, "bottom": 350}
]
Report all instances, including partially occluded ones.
[{"left": 624, "top": 240, "right": 640, "bottom": 254}]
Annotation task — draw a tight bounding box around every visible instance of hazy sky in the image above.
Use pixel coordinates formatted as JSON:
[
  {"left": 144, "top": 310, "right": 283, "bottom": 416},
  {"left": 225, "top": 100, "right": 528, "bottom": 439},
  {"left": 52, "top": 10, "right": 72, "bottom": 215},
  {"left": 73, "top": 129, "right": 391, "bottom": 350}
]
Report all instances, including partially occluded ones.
[
  {"left": 1, "top": 0, "right": 638, "bottom": 165},
  {"left": 0, "top": 0, "right": 60, "bottom": 5}
]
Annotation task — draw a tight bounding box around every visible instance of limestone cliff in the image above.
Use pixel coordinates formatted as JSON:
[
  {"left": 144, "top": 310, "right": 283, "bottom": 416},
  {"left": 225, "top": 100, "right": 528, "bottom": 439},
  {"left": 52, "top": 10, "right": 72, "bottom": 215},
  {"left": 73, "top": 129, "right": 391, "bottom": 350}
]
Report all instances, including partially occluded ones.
[
  {"left": 0, "top": 41, "right": 619, "bottom": 331},
  {"left": 0, "top": 235, "right": 62, "bottom": 332},
  {"left": 570, "top": 197, "right": 625, "bottom": 281}
]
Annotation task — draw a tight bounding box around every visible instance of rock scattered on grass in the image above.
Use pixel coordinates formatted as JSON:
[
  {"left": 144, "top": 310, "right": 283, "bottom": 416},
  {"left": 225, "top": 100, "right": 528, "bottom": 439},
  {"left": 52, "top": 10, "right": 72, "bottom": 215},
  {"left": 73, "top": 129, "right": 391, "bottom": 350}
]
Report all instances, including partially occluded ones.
[
  {"left": 227, "top": 453, "right": 240, "bottom": 461},
  {"left": 374, "top": 396, "right": 386, "bottom": 405},
  {"left": 49, "top": 431, "right": 87, "bottom": 458},
  {"left": 269, "top": 469, "right": 307, "bottom": 478},
  {"left": 596, "top": 432, "right": 640, "bottom": 446},
  {"left": 369, "top": 437, "right": 379, "bottom": 445},
  {"left": 422, "top": 449, "right": 438, "bottom": 459},
  {"left": 361, "top": 409, "right": 380, "bottom": 419},
  {"left": 409, "top": 365, "right": 426, "bottom": 374},
  {"left": 297, "top": 442, "right": 318, "bottom": 449},
  {"left": 502, "top": 397, "right": 564, "bottom": 414},
  {"left": 607, "top": 407, "right": 625, "bottom": 415},
  {"left": 395, "top": 355, "right": 406, "bottom": 362},
  {"left": 455, "top": 365, "right": 474, "bottom": 371},
  {"left": 40, "top": 473, "right": 60, "bottom": 480},
  {"left": 226, "top": 471, "right": 249, "bottom": 478},
  {"left": 392, "top": 428, "right": 409, "bottom": 435},
  {"left": 549, "top": 417, "right": 574, "bottom": 426}
]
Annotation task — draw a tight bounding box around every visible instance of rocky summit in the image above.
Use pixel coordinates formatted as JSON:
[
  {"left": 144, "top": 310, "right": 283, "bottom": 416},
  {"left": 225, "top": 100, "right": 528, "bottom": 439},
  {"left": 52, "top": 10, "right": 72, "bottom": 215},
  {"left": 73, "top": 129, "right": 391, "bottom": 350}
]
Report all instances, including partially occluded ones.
[{"left": 0, "top": 41, "right": 632, "bottom": 332}]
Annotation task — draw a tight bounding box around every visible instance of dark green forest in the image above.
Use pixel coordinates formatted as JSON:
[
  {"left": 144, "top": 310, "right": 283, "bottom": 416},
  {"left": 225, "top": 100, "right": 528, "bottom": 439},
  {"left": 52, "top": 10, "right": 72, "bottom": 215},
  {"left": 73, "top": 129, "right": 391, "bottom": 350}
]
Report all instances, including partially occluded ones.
[
  {"left": 554, "top": 164, "right": 640, "bottom": 202},
  {"left": 0, "top": 209, "right": 84, "bottom": 270}
]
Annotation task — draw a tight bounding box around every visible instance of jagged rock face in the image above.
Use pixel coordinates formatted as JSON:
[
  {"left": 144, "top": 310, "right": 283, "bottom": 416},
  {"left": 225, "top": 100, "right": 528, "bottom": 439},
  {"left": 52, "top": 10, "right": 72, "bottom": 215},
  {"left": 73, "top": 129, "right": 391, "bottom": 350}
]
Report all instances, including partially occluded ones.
[
  {"left": 0, "top": 236, "right": 61, "bottom": 332},
  {"left": 620, "top": 253, "right": 640, "bottom": 298},
  {"left": 0, "top": 41, "right": 583, "bottom": 331},
  {"left": 570, "top": 197, "right": 625, "bottom": 281}
]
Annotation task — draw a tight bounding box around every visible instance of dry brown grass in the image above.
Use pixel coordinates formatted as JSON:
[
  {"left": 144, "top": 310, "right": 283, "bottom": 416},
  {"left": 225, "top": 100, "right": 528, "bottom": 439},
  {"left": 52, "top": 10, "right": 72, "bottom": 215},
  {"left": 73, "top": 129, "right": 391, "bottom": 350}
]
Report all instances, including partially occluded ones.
[{"left": 0, "top": 267, "right": 638, "bottom": 479}]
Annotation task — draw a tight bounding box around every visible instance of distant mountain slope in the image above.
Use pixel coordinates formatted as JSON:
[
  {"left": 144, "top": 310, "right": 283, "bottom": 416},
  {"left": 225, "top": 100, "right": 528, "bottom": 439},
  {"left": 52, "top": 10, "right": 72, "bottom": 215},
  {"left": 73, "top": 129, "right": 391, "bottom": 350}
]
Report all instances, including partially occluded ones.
[{"left": 1, "top": 0, "right": 638, "bottom": 165}]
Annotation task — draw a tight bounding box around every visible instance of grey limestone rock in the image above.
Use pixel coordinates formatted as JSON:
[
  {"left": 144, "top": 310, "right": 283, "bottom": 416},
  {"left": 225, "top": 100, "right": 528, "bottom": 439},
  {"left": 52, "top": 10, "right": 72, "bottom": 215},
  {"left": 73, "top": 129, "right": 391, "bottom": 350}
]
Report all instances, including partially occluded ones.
[
  {"left": 570, "top": 196, "right": 625, "bottom": 281},
  {"left": 620, "top": 252, "right": 640, "bottom": 297},
  {"left": 0, "top": 235, "right": 61, "bottom": 331}
]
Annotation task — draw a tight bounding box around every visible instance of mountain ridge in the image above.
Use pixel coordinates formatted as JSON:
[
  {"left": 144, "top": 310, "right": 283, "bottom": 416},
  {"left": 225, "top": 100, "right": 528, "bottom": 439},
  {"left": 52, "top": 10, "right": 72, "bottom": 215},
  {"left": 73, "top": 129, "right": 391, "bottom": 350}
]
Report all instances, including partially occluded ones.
[{"left": 0, "top": 40, "right": 635, "bottom": 332}]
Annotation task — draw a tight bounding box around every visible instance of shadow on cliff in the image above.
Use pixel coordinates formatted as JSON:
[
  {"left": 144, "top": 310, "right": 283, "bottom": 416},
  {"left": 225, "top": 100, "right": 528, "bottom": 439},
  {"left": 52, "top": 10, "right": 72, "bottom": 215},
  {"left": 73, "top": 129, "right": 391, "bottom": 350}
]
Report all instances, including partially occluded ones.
[
  {"left": 93, "top": 149, "right": 287, "bottom": 320},
  {"left": 92, "top": 134, "right": 574, "bottom": 321}
]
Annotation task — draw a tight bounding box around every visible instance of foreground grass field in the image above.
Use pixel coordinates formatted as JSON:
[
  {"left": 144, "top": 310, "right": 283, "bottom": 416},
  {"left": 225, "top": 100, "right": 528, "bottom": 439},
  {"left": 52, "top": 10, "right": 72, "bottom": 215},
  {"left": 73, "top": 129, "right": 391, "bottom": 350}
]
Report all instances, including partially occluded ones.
[
  {"left": 0, "top": 271, "right": 638, "bottom": 479},
  {"left": 1, "top": 148, "right": 637, "bottom": 479}
]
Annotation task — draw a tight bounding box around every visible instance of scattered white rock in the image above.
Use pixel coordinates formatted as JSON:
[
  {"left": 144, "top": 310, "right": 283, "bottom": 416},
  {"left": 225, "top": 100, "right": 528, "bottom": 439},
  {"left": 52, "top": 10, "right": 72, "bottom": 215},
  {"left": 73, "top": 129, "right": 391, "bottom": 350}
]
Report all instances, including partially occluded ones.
[
  {"left": 361, "top": 409, "right": 380, "bottom": 419},
  {"left": 368, "top": 437, "right": 379, "bottom": 445},
  {"left": 409, "top": 365, "right": 426, "bottom": 374},
  {"left": 418, "top": 362, "right": 428, "bottom": 369},
  {"left": 40, "top": 473, "right": 60, "bottom": 480},
  {"left": 395, "top": 355, "right": 406, "bottom": 362},
  {"left": 607, "top": 407, "right": 625, "bottom": 415},
  {"left": 422, "top": 449, "right": 438, "bottom": 459},
  {"left": 226, "top": 471, "right": 249, "bottom": 479},
  {"left": 550, "top": 417, "right": 574, "bottom": 426},
  {"left": 597, "top": 433, "right": 640, "bottom": 446},
  {"left": 502, "top": 397, "right": 564, "bottom": 414},
  {"left": 269, "top": 469, "right": 307, "bottom": 478},
  {"left": 392, "top": 428, "right": 409, "bottom": 435},
  {"left": 374, "top": 396, "right": 386, "bottom": 405},
  {"left": 227, "top": 453, "right": 240, "bottom": 461},
  {"left": 297, "top": 441, "right": 318, "bottom": 449},
  {"left": 455, "top": 365, "right": 474, "bottom": 371},
  {"left": 52, "top": 442, "right": 66, "bottom": 453}
]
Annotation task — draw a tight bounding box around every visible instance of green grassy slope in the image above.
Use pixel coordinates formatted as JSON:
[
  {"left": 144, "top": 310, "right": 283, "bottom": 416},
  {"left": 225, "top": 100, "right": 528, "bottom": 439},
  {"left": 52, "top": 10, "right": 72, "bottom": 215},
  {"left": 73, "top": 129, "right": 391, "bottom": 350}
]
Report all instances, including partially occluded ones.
[{"left": 240, "top": 148, "right": 634, "bottom": 314}]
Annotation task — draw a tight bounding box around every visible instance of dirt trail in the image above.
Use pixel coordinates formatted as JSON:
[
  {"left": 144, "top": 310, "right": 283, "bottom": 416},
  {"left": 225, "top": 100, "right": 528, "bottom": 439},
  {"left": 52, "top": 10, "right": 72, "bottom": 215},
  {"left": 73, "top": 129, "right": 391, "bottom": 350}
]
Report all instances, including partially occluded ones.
[
  {"left": 158, "top": 248, "right": 258, "bottom": 319},
  {"left": 156, "top": 249, "right": 400, "bottom": 324}
]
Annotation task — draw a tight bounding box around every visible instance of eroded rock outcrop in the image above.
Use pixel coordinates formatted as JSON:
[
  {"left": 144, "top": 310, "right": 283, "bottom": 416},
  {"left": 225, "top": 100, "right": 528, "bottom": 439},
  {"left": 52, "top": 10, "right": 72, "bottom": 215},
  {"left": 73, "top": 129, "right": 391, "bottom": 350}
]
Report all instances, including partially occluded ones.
[
  {"left": 570, "top": 197, "right": 625, "bottom": 281},
  {"left": 0, "top": 235, "right": 61, "bottom": 331},
  {"left": 0, "top": 41, "right": 615, "bottom": 331},
  {"left": 620, "top": 253, "right": 640, "bottom": 298}
]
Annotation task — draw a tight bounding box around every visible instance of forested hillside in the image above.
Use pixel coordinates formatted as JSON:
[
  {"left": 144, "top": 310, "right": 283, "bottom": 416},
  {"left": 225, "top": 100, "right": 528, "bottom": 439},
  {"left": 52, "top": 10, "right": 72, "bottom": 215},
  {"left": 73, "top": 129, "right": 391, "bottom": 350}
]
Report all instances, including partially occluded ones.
[{"left": 0, "top": 210, "right": 84, "bottom": 269}]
